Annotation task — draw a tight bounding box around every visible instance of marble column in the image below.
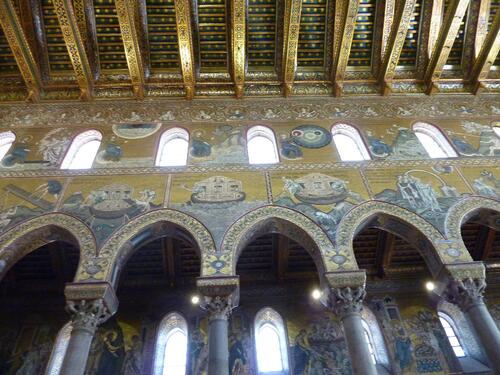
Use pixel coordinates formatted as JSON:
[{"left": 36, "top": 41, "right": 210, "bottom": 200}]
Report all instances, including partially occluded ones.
[
  {"left": 201, "top": 295, "right": 234, "bottom": 375},
  {"left": 443, "top": 277, "right": 500, "bottom": 373},
  {"left": 59, "top": 282, "right": 118, "bottom": 375},
  {"left": 327, "top": 286, "right": 378, "bottom": 375},
  {"left": 197, "top": 276, "right": 239, "bottom": 375}
]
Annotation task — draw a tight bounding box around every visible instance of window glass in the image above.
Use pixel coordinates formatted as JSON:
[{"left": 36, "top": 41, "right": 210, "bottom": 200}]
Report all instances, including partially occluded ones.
[
  {"left": 247, "top": 126, "right": 279, "bottom": 164},
  {"left": 256, "top": 324, "right": 283, "bottom": 372},
  {"left": 45, "top": 323, "right": 72, "bottom": 375},
  {"left": 413, "top": 122, "right": 457, "bottom": 158},
  {"left": 439, "top": 315, "right": 466, "bottom": 357},
  {"left": 0, "top": 131, "right": 16, "bottom": 162},
  {"left": 157, "top": 136, "right": 189, "bottom": 166},
  {"left": 163, "top": 329, "right": 188, "bottom": 375},
  {"left": 493, "top": 126, "right": 500, "bottom": 138},
  {"left": 61, "top": 130, "right": 102, "bottom": 169},
  {"left": 331, "top": 124, "right": 370, "bottom": 161}
]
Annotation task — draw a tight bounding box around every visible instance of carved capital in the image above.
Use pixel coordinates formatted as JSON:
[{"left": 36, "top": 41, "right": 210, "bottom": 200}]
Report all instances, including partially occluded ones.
[
  {"left": 442, "top": 277, "right": 486, "bottom": 312},
  {"left": 325, "top": 286, "right": 366, "bottom": 317},
  {"left": 200, "top": 295, "right": 235, "bottom": 322},
  {"left": 66, "top": 298, "right": 112, "bottom": 333},
  {"left": 64, "top": 282, "right": 118, "bottom": 333}
]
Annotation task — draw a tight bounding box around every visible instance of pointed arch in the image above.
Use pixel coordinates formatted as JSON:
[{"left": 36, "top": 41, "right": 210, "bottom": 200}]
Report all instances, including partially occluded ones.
[
  {"left": 98, "top": 209, "right": 216, "bottom": 284},
  {"left": 247, "top": 125, "right": 279, "bottom": 164},
  {"left": 412, "top": 122, "right": 458, "bottom": 158},
  {"left": 445, "top": 197, "right": 500, "bottom": 240},
  {"left": 254, "top": 307, "right": 290, "bottom": 374},
  {"left": 153, "top": 312, "right": 188, "bottom": 375},
  {"left": 0, "top": 130, "right": 15, "bottom": 161},
  {"left": 155, "top": 127, "right": 190, "bottom": 167},
  {"left": 0, "top": 213, "right": 96, "bottom": 282},
  {"left": 60, "top": 129, "right": 102, "bottom": 169},
  {"left": 221, "top": 205, "right": 353, "bottom": 276},
  {"left": 336, "top": 201, "right": 472, "bottom": 277},
  {"left": 331, "top": 123, "right": 371, "bottom": 161}
]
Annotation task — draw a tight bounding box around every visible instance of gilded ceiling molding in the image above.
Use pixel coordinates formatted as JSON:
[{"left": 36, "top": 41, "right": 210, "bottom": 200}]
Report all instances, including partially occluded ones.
[
  {"left": 0, "top": 0, "right": 43, "bottom": 102},
  {"left": 282, "top": 0, "right": 303, "bottom": 97},
  {"left": 72, "top": 0, "right": 99, "bottom": 76},
  {"left": 174, "top": 0, "right": 196, "bottom": 100},
  {"left": 52, "top": 0, "right": 94, "bottom": 100},
  {"left": 424, "top": 0, "right": 472, "bottom": 94},
  {"left": 231, "top": 0, "right": 246, "bottom": 99},
  {"left": 469, "top": 10, "right": 500, "bottom": 94},
  {"left": 380, "top": 0, "right": 396, "bottom": 62},
  {"left": 115, "top": 0, "right": 146, "bottom": 99},
  {"left": 379, "top": 0, "right": 418, "bottom": 95},
  {"left": 331, "top": 0, "right": 360, "bottom": 97}
]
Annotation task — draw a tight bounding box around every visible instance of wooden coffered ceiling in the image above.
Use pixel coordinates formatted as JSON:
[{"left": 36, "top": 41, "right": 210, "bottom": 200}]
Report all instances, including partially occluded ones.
[{"left": 0, "top": 0, "right": 499, "bottom": 102}]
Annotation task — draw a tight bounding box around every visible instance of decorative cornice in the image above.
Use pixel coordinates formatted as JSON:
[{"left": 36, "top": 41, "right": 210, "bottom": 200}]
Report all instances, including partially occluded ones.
[{"left": 0, "top": 157, "right": 497, "bottom": 178}]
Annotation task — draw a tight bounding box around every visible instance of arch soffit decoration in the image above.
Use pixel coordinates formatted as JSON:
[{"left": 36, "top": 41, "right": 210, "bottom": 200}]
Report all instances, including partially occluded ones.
[
  {"left": 221, "top": 205, "right": 350, "bottom": 275},
  {"left": 96, "top": 209, "right": 216, "bottom": 282},
  {"left": 445, "top": 196, "right": 500, "bottom": 243},
  {"left": 336, "top": 201, "right": 473, "bottom": 276},
  {"left": 0, "top": 213, "right": 96, "bottom": 281}
]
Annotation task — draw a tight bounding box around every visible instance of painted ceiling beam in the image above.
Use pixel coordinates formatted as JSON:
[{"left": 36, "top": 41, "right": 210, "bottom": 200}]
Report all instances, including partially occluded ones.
[
  {"left": 380, "top": 0, "right": 418, "bottom": 95},
  {"left": 462, "top": 0, "right": 489, "bottom": 77},
  {"left": 331, "top": 0, "right": 360, "bottom": 97},
  {"left": 174, "top": 0, "right": 196, "bottom": 100},
  {"left": 231, "top": 0, "right": 246, "bottom": 99},
  {"left": 474, "top": 0, "right": 491, "bottom": 58},
  {"left": 427, "top": 0, "right": 444, "bottom": 58},
  {"left": 416, "top": 0, "right": 443, "bottom": 77},
  {"left": 73, "top": 0, "right": 100, "bottom": 78},
  {"left": 424, "top": 0, "right": 471, "bottom": 94},
  {"left": 0, "top": 0, "right": 43, "bottom": 102},
  {"left": 470, "top": 9, "right": 500, "bottom": 93},
  {"left": 115, "top": 0, "right": 146, "bottom": 99},
  {"left": 282, "top": 0, "right": 303, "bottom": 97},
  {"left": 52, "top": 0, "right": 94, "bottom": 100},
  {"left": 372, "top": 0, "right": 395, "bottom": 76}
]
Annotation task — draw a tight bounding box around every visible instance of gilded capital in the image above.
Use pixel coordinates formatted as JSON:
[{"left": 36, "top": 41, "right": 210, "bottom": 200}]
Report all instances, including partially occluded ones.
[
  {"left": 324, "top": 286, "right": 366, "bottom": 317},
  {"left": 200, "top": 295, "right": 236, "bottom": 322}
]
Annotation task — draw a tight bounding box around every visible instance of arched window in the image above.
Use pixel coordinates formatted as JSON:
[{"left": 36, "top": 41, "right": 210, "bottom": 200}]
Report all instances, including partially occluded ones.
[
  {"left": 362, "top": 320, "right": 377, "bottom": 364},
  {"left": 156, "top": 127, "right": 189, "bottom": 167},
  {"left": 331, "top": 124, "right": 371, "bottom": 161},
  {"left": 153, "top": 313, "right": 188, "bottom": 375},
  {"left": 247, "top": 126, "right": 279, "bottom": 164},
  {"left": 0, "top": 131, "right": 15, "bottom": 162},
  {"left": 45, "top": 323, "right": 72, "bottom": 375},
  {"left": 494, "top": 125, "right": 500, "bottom": 138},
  {"left": 60, "top": 130, "right": 102, "bottom": 169},
  {"left": 413, "top": 122, "right": 457, "bottom": 158},
  {"left": 254, "top": 307, "right": 289, "bottom": 374},
  {"left": 438, "top": 312, "right": 466, "bottom": 357}
]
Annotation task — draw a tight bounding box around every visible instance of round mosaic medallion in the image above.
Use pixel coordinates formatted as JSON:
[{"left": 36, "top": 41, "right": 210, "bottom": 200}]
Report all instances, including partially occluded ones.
[{"left": 291, "top": 125, "right": 332, "bottom": 148}]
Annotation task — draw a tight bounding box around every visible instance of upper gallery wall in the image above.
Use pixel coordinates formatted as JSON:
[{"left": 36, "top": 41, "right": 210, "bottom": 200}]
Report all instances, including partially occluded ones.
[{"left": 0, "top": 95, "right": 498, "bottom": 281}]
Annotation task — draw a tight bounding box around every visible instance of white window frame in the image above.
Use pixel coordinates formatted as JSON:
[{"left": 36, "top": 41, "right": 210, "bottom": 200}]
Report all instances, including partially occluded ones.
[
  {"left": 331, "top": 123, "right": 371, "bottom": 161},
  {"left": 247, "top": 125, "right": 280, "bottom": 165},
  {"left": 155, "top": 127, "right": 190, "bottom": 167},
  {"left": 438, "top": 312, "right": 466, "bottom": 358},
  {"left": 153, "top": 312, "right": 188, "bottom": 375},
  {"left": 60, "top": 130, "right": 102, "bottom": 169},
  {"left": 0, "top": 130, "right": 16, "bottom": 162},
  {"left": 254, "top": 307, "right": 289, "bottom": 374},
  {"left": 413, "top": 122, "right": 458, "bottom": 158},
  {"left": 45, "top": 323, "right": 72, "bottom": 375}
]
